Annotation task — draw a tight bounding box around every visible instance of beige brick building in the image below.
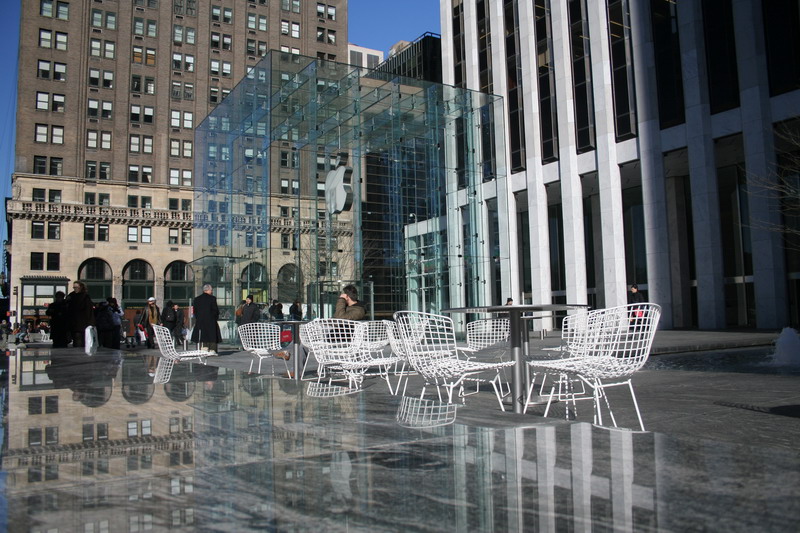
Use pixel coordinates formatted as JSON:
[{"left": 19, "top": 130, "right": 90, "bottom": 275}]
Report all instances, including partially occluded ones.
[{"left": 7, "top": 0, "right": 348, "bottom": 329}]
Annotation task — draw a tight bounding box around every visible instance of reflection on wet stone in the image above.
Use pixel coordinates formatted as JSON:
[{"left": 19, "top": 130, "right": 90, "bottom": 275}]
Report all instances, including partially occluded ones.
[{"left": 2, "top": 350, "right": 799, "bottom": 532}]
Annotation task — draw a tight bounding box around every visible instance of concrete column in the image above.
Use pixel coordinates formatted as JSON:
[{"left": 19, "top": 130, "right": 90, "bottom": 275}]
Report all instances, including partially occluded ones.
[
  {"left": 733, "top": 0, "right": 788, "bottom": 328},
  {"left": 550, "top": 0, "right": 588, "bottom": 304},
  {"left": 629, "top": 0, "right": 674, "bottom": 327},
  {"left": 587, "top": 0, "right": 628, "bottom": 309},
  {"left": 677, "top": 2, "right": 726, "bottom": 329},
  {"left": 516, "top": 0, "right": 552, "bottom": 307}
]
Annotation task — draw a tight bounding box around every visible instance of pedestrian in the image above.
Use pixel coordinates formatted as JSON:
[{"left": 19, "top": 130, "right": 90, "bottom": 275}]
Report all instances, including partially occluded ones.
[
  {"left": 106, "top": 297, "right": 123, "bottom": 349},
  {"left": 268, "top": 300, "right": 284, "bottom": 321},
  {"left": 94, "top": 299, "right": 116, "bottom": 349},
  {"left": 240, "top": 295, "right": 261, "bottom": 325},
  {"left": 46, "top": 291, "right": 70, "bottom": 348},
  {"left": 505, "top": 298, "right": 514, "bottom": 306},
  {"left": 289, "top": 300, "right": 303, "bottom": 321},
  {"left": 333, "top": 285, "right": 366, "bottom": 320},
  {"left": 161, "top": 300, "right": 185, "bottom": 345},
  {"left": 191, "top": 284, "right": 221, "bottom": 355},
  {"left": 66, "top": 281, "right": 94, "bottom": 348},
  {"left": 628, "top": 284, "right": 646, "bottom": 326},
  {"left": 16, "top": 321, "right": 29, "bottom": 344},
  {"left": 137, "top": 297, "right": 160, "bottom": 349}
]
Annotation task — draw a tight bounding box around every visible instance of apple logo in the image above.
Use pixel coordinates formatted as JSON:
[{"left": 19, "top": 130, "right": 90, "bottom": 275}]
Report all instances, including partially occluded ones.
[{"left": 325, "top": 153, "right": 353, "bottom": 215}]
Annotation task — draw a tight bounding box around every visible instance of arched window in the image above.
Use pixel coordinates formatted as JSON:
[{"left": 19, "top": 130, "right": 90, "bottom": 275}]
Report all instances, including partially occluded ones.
[
  {"left": 164, "top": 261, "right": 194, "bottom": 305},
  {"left": 78, "top": 258, "right": 112, "bottom": 301},
  {"left": 240, "top": 262, "right": 268, "bottom": 303},
  {"left": 277, "top": 263, "right": 302, "bottom": 302},
  {"left": 122, "top": 260, "right": 155, "bottom": 307}
]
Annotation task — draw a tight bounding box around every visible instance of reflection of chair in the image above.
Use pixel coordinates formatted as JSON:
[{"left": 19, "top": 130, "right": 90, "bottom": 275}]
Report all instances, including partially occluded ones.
[
  {"left": 526, "top": 304, "right": 661, "bottom": 430},
  {"left": 153, "top": 358, "right": 174, "bottom": 384},
  {"left": 152, "top": 325, "right": 209, "bottom": 384},
  {"left": 305, "top": 381, "right": 360, "bottom": 397},
  {"left": 396, "top": 396, "right": 458, "bottom": 428},
  {"left": 238, "top": 322, "right": 288, "bottom": 375},
  {"left": 394, "top": 311, "right": 516, "bottom": 410}
]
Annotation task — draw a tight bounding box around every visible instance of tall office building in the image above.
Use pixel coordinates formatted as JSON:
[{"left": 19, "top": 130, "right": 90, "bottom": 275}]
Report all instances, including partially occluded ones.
[
  {"left": 441, "top": 0, "right": 800, "bottom": 329},
  {"left": 7, "top": 0, "right": 347, "bottom": 326}
]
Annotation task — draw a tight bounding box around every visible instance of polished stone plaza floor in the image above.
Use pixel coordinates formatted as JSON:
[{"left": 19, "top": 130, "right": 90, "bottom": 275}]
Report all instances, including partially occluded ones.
[{"left": 1, "top": 330, "right": 799, "bottom": 532}]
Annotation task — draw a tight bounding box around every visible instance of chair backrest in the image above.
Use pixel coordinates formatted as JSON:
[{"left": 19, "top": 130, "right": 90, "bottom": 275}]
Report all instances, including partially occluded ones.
[
  {"left": 383, "top": 320, "right": 407, "bottom": 359},
  {"left": 466, "top": 318, "right": 510, "bottom": 351},
  {"left": 238, "top": 322, "right": 282, "bottom": 352},
  {"left": 613, "top": 302, "right": 661, "bottom": 369},
  {"left": 304, "top": 318, "right": 367, "bottom": 365},
  {"left": 393, "top": 311, "right": 458, "bottom": 377},
  {"left": 362, "top": 320, "right": 389, "bottom": 351},
  {"left": 153, "top": 325, "right": 181, "bottom": 360},
  {"left": 578, "top": 303, "right": 661, "bottom": 376}
]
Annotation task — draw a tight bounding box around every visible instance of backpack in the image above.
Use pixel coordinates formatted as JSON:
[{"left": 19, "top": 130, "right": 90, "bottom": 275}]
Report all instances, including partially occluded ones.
[{"left": 95, "top": 305, "right": 114, "bottom": 331}]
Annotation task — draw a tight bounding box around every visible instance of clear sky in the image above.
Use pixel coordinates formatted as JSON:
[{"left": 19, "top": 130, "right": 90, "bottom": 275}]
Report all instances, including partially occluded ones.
[{"left": 0, "top": 0, "right": 441, "bottom": 245}]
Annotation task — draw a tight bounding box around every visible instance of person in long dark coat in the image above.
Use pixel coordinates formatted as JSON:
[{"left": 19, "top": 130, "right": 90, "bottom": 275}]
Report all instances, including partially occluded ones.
[
  {"left": 240, "top": 295, "right": 261, "bottom": 325},
  {"left": 191, "top": 284, "right": 221, "bottom": 355},
  {"left": 46, "top": 291, "right": 70, "bottom": 348},
  {"left": 66, "top": 281, "right": 95, "bottom": 347}
]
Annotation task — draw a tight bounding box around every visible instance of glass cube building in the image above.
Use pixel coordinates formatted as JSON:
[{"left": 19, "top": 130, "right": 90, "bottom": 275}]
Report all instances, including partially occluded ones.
[{"left": 193, "top": 52, "right": 509, "bottom": 337}]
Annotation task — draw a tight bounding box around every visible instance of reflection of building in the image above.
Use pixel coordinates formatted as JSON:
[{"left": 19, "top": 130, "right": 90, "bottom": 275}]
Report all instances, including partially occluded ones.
[
  {"left": 195, "top": 52, "right": 506, "bottom": 322},
  {"left": 376, "top": 33, "right": 442, "bottom": 84},
  {"left": 7, "top": 0, "right": 349, "bottom": 326},
  {"left": 348, "top": 43, "right": 383, "bottom": 69},
  {"left": 5, "top": 353, "right": 198, "bottom": 531},
  {"left": 443, "top": 0, "right": 800, "bottom": 329}
]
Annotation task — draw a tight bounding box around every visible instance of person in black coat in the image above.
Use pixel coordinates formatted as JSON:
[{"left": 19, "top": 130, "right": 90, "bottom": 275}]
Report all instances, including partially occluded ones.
[
  {"left": 46, "top": 291, "right": 70, "bottom": 348},
  {"left": 161, "top": 300, "right": 185, "bottom": 344},
  {"left": 240, "top": 295, "right": 261, "bottom": 325},
  {"left": 191, "top": 284, "right": 221, "bottom": 355},
  {"left": 66, "top": 281, "right": 95, "bottom": 347}
]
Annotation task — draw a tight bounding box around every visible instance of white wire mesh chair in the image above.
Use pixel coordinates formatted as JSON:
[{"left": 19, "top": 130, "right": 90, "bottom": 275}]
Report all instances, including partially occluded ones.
[
  {"left": 384, "top": 320, "right": 413, "bottom": 395},
  {"left": 393, "top": 311, "right": 516, "bottom": 410},
  {"left": 524, "top": 307, "right": 623, "bottom": 417},
  {"left": 540, "top": 309, "right": 590, "bottom": 354},
  {"left": 396, "top": 396, "right": 458, "bottom": 428},
  {"left": 152, "top": 325, "right": 208, "bottom": 383},
  {"left": 238, "top": 322, "right": 288, "bottom": 375},
  {"left": 526, "top": 304, "right": 661, "bottom": 430},
  {"left": 307, "top": 318, "right": 405, "bottom": 393},
  {"left": 298, "top": 323, "right": 316, "bottom": 381}
]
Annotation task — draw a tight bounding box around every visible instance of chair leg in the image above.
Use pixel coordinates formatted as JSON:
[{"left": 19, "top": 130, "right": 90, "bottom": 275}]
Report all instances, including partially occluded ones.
[
  {"left": 628, "top": 380, "right": 645, "bottom": 431},
  {"left": 490, "top": 375, "right": 506, "bottom": 412},
  {"left": 249, "top": 359, "right": 255, "bottom": 373}
]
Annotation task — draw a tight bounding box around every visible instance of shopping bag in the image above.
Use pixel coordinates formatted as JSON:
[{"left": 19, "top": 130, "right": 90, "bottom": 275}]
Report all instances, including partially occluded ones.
[{"left": 85, "top": 325, "right": 98, "bottom": 355}]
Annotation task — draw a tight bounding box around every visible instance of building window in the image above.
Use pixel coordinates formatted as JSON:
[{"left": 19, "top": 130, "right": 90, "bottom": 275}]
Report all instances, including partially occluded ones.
[
  {"left": 49, "top": 157, "right": 63, "bottom": 175},
  {"left": 47, "top": 222, "right": 61, "bottom": 240},
  {"left": 33, "top": 156, "right": 47, "bottom": 174},
  {"left": 32, "top": 221, "right": 45, "bottom": 239},
  {"left": 84, "top": 224, "right": 95, "bottom": 241},
  {"left": 31, "top": 252, "right": 44, "bottom": 270},
  {"left": 128, "top": 227, "right": 138, "bottom": 243},
  {"left": 47, "top": 253, "right": 60, "bottom": 271}
]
